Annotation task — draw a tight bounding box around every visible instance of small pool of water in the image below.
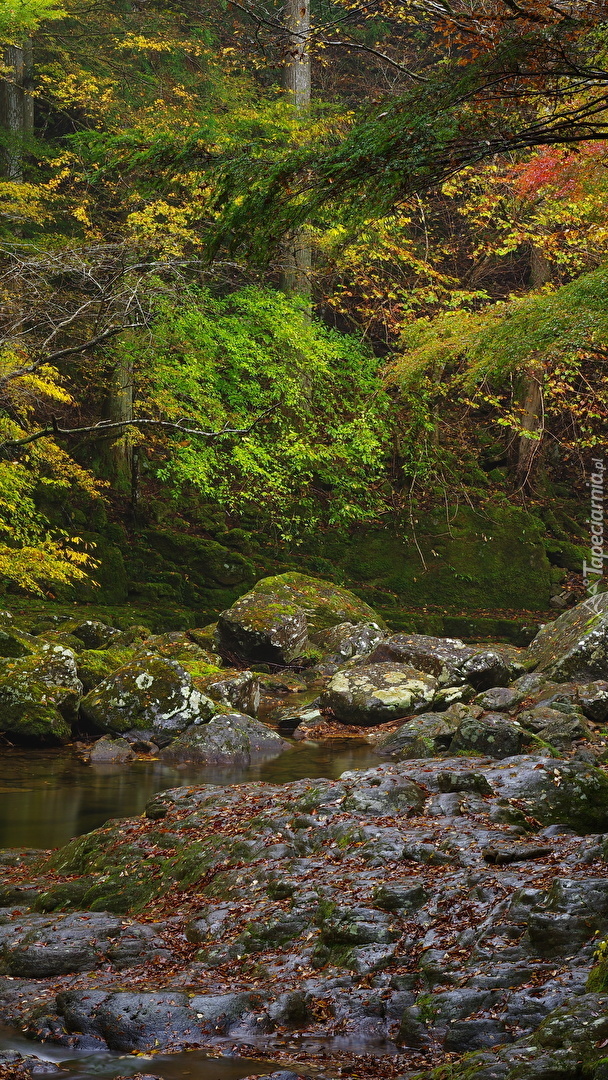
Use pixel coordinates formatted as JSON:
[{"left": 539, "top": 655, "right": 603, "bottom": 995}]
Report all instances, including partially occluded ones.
[
  {"left": 0, "top": 741, "right": 380, "bottom": 850},
  {"left": 0, "top": 1026, "right": 277, "bottom": 1079}
]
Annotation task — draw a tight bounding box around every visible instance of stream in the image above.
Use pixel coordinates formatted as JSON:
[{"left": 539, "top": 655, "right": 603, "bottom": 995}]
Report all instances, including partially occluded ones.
[{"left": 0, "top": 739, "right": 381, "bottom": 1078}]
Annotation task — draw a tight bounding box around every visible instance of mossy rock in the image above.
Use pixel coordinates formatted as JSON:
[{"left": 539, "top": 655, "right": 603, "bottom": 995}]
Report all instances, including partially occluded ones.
[
  {"left": 141, "top": 528, "right": 255, "bottom": 587},
  {"left": 313, "top": 505, "right": 553, "bottom": 611},
  {"left": 80, "top": 656, "right": 217, "bottom": 743},
  {"left": 527, "top": 593, "right": 608, "bottom": 681},
  {"left": 0, "top": 646, "right": 82, "bottom": 743},
  {"left": 217, "top": 572, "right": 384, "bottom": 664},
  {"left": 0, "top": 627, "right": 42, "bottom": 658},
  {"left": 76, "top": 647, "right": 136, "bottom": 693}
]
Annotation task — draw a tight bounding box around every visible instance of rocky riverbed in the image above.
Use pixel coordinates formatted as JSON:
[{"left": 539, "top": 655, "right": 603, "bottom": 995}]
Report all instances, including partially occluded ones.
[{"left": 1, "top": 578, "right": 608, "bottom": 1079}]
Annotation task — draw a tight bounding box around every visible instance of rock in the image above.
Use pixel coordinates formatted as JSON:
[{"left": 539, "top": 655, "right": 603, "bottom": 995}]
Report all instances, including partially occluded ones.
[
  {"left": 320, "top": 663, "right": 437, "bottom": 726},
  {"left": 51, "top": 989, "right": 265, "bottom": 1051},
  {"left": 517, "top": 705, "right": 573, "bottom": 733},
  {"left": 190, "top": 667, "right": 260, "bottom": 716},
  {"left": 310, "top": 621, "right": 387, "bottom": 662},
  {"left": 72, "top": 620, "right": 122, "bottom": 650},
  {"left": 159, "top": 712, "right": 288, "bottom": 764},
  {"left": 142, "top": 631, "right": 219, "bottom": 665},
  {"left": 80, "top": 657, "right": 217, "bottom": 745},
  {"left": 0, "top": 912, "right": 166, "bottom": 977},
  {"left": 474, "top": 686, "right": 523, "bottom": 711},
  {"left": 217, "top": 572, "right": 384, "bottom": 663},
  {"left": 366, "top": 633, "right": 476, "bottom": 683},
  {"left": 0, "top": 645, "right": 82, "bottom": 743},
  {"left": 0, "top": 1050, "right": 60, "bottom": 1075},
  {"left": 527, "top": 593, "right": 608, "bottom": 680},
  {"left": 76, "top": 646, "right": 136, "bottom": 693},
  {"left": 535, "top": 715, "right": 595, "bottom": 749},
  {"left": 374, "top": 713, "right": 458, "bottom": 758},
  {"left": 462, "top": 648, "right": 525, "bottom": 690},
  {"left": 0, "top": 627, "right": 41, "bottom": 658},
  {"left": 450, "top": 714, "right": 524, "bottom": 759},
  {"left": 89, "top": 736, "right": 135, "bottom": 763}
]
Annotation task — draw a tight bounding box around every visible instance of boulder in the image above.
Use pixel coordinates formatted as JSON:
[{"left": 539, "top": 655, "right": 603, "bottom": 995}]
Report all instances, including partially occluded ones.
[
  {"left": 526, "top": 593, "right": 608, "bottom": 680},
  {"left": 461, "top": 648, "right": 525, "bottom": 690},
  {"left": 72, "top": 620, "right": 123, "bottom": 650},
  {"left": 374, "top": 713, "right": 459, "bottom": 758},
  {"left": 320, "top": 662, "right": 437, "bottom": 726},
  {"left": 159, "top": 712, "right": 288, "bottom": 764},
  {"left": 189, "top": 666, "right": 260, "bottom": 716},
  {"left": 450, "top": 714, "right": 524, "bottom": 759},
  {"left": 0, "top": 626, "right": 41, "bottom": 658},
  {"left": 366, "top": 633, "right": 476, "bottom": 684},
  {"left": 89, "top": 736, "right": 135, "bottom": 763},
  {"left": 142, "top": 631, "right": 219, "bottom": 665},
  {"left": 0, "top": 645, "right": 82, "bottom": 743},
  {"left": 80, "top": 657, "right": 217, "bottom": 745},
  {"left": 217, "top": 572, "right": 384, "bottom": 663},
  {"left": 310, "top": 621, "right": 387, "bottom": 663}
]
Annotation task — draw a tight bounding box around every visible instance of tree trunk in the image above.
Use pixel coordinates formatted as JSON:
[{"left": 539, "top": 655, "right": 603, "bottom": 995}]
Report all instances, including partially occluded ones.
[
  {"left": 512, "top": 365, "right": 544, "bottom": 489},
  {"left": 511, "top": 246, "right": 551, "bottom": 487},
  {"left": 279, "top": 0, "right": 311, "bottom": 299},
  {"left": 0, "top": 42, "right": 34, "bottom": 180},
  {"left": 101, "top": 352, "right": 134, "bottom": 492}
]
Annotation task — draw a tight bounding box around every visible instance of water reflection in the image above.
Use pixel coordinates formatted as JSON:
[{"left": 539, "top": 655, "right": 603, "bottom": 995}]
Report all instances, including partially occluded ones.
[
  {"left": 0, "top": 1026, "right": 276, "bottom": 1079},
  {"left": 0, "top": 741, "right": 379, "bottom": 850}
]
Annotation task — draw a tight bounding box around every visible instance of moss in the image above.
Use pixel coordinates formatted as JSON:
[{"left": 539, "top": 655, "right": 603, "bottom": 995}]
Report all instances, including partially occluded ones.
[
  {"left": 587, "top": 960, "right": 608, "bottom": 992},
  {"left": 77, "top": 646, "right": 136, "bottom": 693},
  {"left": 314, "top": 505, "right": 553, "bottom": 611}
]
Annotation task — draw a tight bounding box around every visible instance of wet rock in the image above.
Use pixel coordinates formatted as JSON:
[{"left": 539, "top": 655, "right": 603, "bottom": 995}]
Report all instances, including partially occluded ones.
[
  {"left": 320, "top": 663, "right": 437, "bottom": 725},
  {"left": 217, "top": 572, "right": 383, "bottom": 664},
  {"left": 374, "top": 713, "right": 458, "bottom": 758},
  {"left": 89, "top": 735, "right": 135, "bottom": 763},
  {"left": 0, "top": 645, "right": 82, "bottom": 743},
  {"left": 0, "top": 1050, "right": 60, "bottom": 1075},
  {"left": 0, "top": 912, "right": 166, "bottom": 977},
  {"left": 80, "top": 656, "right": 217, "bottom": 745},
  {"left": 527, "top": 593, "right": 608, "bottom": 680},
  {"left": 159, "top": 712, "right": 287, "bottom": 764},
  {"left": 450, "top": 714, "right": 524, "bottom": 759},
  {"left": 52, "top": 988, "right": 266, "bottom": 1050}
]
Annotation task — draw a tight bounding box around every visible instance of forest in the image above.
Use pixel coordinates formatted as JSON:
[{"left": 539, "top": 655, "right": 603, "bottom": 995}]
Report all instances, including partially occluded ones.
[{"left": 0, "top": 0, "right": 607, "bottom": 1078}]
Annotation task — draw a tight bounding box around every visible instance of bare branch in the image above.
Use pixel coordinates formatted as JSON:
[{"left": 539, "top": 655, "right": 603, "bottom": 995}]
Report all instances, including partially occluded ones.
[
  {"left": 0, "top": 323, "right": 145, "bottom": 391},
  {"left": 0, "top": 405, "right": 281, "bottom": 452}
]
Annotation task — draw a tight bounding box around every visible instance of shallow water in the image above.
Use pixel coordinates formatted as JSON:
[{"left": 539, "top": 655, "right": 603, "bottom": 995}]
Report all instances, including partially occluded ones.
[
  {"left": 0, "top": 1026, "right": 276, "bottom": 1079},
  {"left": 0, "top": 741, "right": 379, "bottom": 850},
  {"left": 0, "top": 739, "right": 383, "bottom": 1077}
]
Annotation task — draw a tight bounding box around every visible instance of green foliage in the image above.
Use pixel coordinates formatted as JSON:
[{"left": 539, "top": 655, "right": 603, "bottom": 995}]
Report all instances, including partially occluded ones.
[
  {"left": 129, "top": 286, "right": 391, "bottom": 536},
  {"left": 0, "top": 0, "right": 64, "bottom": 40}
]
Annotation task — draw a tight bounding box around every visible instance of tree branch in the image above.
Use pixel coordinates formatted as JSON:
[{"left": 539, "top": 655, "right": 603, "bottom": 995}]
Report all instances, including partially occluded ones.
[
  {"left": 0, "top": 405, "right": 280, "bottom": 452},
  {"left": 0, "top": 323, "right": 146, "bottom": 391}
]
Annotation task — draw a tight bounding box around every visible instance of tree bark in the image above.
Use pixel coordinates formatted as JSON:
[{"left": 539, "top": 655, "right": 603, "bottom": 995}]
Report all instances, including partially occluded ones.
[
  {"left": 280, "top": 0, "right": 312, "bottom": 299},
  {"left": 101, "top": 352, "right": 134, "bottom": 492},
  {"left": 0, "top": 42, "right": 34, "bottom": 180}
]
